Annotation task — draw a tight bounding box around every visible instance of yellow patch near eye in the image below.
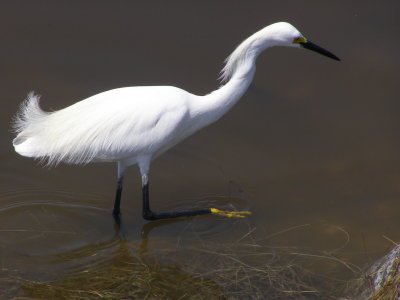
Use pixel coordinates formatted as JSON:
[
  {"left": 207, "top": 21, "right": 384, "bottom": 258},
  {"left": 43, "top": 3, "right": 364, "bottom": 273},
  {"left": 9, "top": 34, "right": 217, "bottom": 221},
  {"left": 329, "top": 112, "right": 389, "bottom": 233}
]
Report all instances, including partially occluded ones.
[{"left": 293, "top": 37, "right": 307, "bottom": 44}]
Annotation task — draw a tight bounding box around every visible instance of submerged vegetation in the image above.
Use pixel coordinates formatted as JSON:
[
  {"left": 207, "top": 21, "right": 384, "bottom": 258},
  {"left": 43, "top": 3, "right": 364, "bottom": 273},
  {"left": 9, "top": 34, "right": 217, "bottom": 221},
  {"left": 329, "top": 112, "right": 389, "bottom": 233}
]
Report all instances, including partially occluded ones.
[
  {"left": 1, "top": 206, "right": 395, "bottom": 300},
  {"left": 15, "top": 224, "right": 363, "bottom": 299}
]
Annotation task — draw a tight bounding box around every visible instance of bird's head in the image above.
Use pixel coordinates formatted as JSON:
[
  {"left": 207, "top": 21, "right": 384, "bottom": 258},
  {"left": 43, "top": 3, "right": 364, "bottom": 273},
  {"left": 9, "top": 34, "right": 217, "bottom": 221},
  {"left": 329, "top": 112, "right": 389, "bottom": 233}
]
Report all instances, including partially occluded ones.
[{"left": 258, "top": 22, "right": 340, "bottom": 61}]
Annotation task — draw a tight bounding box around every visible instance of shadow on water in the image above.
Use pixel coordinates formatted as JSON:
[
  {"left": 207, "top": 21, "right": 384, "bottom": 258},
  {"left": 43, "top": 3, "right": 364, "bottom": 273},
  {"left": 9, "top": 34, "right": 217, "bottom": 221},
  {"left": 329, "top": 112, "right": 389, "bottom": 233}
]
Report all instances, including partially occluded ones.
[{"left": 3, "top": 213, "right": 362, "bottom": 300}]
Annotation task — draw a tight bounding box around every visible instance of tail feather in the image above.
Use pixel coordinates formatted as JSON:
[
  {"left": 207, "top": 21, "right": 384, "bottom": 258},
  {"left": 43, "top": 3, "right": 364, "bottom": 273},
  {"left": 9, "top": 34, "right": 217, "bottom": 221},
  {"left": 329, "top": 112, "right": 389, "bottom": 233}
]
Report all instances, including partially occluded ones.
[
  {"left": 11, "top": 91, "right": 123, "bottom": 166},
  {"left": 12, "top": 92, "right": 47, "bottom": 134},
  {"left": 12, "top": 92, "right": 49, "bottom": 159}
]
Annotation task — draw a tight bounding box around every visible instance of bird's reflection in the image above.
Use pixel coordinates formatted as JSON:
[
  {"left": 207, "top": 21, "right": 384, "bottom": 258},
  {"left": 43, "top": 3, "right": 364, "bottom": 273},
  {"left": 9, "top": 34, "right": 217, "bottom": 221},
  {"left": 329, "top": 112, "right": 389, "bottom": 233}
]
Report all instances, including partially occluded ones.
[
  {"left": 113, "top": 213, "right": 189, "bottom": 257},
  {"left": 139, "top": 218, "right": 188, "bottom": 257}
]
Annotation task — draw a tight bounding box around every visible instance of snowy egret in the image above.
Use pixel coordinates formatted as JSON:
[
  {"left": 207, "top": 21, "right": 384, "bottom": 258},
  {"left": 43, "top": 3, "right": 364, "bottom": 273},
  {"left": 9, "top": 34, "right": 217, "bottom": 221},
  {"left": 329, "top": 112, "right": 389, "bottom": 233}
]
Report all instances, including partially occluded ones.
[{"left": 12, "top": 22, "right": 339, "bottom": 221}]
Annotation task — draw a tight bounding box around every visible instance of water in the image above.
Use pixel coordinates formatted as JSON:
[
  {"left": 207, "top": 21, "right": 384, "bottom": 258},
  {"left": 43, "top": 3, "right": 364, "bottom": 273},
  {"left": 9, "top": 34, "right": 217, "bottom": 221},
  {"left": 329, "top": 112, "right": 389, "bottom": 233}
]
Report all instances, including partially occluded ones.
[{"left": 1, "top": 1, "right": 400, "bottom": 298}]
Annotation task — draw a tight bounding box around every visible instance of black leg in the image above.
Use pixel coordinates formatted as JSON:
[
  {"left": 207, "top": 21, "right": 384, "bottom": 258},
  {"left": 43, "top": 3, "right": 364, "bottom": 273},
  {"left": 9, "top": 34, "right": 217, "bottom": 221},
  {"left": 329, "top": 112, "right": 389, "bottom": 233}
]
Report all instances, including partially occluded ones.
[
  {"left": 113, "top": 175, "right": 124, "bottom": 219},
  {"left": 141, "top": 180, "right": 212, "bottom": 220},
  {"left": 141, "top": 174, "right": 252, "bottom": 221}
]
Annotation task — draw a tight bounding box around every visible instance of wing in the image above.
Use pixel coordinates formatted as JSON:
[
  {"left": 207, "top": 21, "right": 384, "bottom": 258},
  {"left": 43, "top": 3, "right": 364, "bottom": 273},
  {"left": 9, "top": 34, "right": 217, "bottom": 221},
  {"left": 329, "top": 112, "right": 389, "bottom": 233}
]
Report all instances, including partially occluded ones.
[{"left": 13, "top": 86, "right": 193, "bottom": 165}]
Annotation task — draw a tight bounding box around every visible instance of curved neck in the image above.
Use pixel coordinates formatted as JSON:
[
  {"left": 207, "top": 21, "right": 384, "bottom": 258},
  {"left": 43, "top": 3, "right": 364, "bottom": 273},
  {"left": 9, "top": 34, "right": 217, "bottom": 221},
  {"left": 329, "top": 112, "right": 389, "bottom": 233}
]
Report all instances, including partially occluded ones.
[
  {"left": 187, "top": 23, "right": 298, "bottom": 132},
  {"left": 189, "top": 25, "right": 279, "bottom": 128},
  {"left": 200, "top": 60, "right": 256, "bottom": 121},
  {"left": 192, "top": 45, "right": 260, "bottom": 126}
]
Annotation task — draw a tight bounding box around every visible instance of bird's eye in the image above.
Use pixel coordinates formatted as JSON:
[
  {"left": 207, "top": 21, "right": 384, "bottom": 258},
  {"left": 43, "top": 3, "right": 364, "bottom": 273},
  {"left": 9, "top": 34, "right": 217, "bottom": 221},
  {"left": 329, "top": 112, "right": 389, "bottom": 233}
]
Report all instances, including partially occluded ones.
[{"left": 293, "top": 36, "right": 307, "bottom": 44}]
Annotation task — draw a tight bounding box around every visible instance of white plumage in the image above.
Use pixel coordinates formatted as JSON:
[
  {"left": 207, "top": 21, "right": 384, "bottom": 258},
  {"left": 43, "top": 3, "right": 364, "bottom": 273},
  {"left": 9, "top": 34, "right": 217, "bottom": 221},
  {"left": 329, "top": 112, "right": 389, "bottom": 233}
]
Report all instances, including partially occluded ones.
[
  {"left": 12, "top": 22, "right": 339, "bottom": 220},
  {"left": 13, "top": 87, "right": 196, "bottom": 166}
]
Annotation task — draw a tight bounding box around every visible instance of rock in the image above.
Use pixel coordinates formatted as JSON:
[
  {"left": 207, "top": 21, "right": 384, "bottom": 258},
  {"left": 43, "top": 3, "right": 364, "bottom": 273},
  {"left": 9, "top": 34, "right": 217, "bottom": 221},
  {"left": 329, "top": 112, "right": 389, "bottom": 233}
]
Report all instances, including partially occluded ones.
[{"left": 349, "top": 245, "right": 400, "bottom": 300}]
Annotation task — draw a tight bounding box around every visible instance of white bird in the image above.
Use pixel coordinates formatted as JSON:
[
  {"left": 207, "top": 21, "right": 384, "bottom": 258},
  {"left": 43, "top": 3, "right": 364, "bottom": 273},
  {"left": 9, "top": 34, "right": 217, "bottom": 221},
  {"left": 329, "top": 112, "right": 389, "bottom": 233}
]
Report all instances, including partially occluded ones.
[{"left": 12, "top": 22, "right": 339, "bottom": 221}]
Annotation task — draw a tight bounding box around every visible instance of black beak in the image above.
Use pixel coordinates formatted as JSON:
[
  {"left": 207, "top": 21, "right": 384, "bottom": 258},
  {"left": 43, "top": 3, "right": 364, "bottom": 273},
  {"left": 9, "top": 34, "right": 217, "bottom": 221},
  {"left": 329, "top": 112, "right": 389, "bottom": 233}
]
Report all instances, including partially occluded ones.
[{"left": 300, "top": 41, "right": 340, "bottom": 61}]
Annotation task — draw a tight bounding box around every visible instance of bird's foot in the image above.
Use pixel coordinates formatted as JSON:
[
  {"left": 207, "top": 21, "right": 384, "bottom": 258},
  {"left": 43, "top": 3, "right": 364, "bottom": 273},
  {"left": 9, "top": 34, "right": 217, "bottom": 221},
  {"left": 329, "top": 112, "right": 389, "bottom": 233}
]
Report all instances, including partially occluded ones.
[{"left": 210, "top": 208, "right": 252, "bottom": 218}]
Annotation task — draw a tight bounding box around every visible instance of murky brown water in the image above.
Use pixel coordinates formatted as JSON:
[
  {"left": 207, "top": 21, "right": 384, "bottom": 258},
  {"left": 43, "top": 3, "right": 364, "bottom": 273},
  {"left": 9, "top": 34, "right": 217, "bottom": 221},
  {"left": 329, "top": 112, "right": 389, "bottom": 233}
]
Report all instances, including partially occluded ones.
[{"left": 1, "top": 1, "right": 400, "bottom": 298}]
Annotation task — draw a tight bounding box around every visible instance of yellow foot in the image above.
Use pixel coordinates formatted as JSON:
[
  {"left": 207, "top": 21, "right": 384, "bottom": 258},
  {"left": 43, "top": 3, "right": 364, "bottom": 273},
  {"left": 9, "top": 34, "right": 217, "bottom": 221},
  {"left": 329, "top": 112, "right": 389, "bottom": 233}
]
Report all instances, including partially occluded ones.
[{"left": 210, "top": 208, "right": 252, "bottom": 219}]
